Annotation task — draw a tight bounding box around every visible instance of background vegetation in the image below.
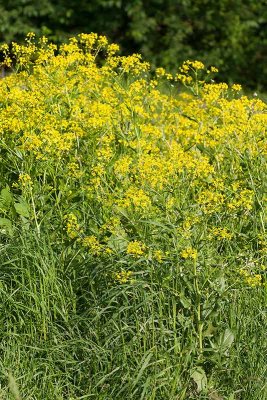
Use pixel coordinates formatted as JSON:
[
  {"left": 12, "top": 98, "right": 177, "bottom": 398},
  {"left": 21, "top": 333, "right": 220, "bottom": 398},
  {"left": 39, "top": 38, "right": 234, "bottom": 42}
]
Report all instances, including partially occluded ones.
[{"left": 1, "top": 0, "right": 267, "bottom": 88}]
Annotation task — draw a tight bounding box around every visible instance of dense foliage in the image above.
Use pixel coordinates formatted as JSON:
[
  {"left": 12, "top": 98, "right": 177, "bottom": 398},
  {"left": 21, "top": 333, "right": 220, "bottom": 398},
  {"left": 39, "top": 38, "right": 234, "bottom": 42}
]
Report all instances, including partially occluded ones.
[
  {"left": 1, "top": 0, "right": 267, "bottom": 88},
  {"left": 0, "top": 34, "right": 266, "bottom": 399}
]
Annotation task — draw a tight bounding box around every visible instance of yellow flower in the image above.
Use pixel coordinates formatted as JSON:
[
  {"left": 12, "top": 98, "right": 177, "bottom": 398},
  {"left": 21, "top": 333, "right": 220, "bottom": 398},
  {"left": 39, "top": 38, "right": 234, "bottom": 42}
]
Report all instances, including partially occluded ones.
[
  {"left": 155, "top": 67, "right": 166, "bottom": 77},
  {"left": 127, "top": 241, "right": 146, "bottom": 257},
  {"left": 82, "top": 235, "right": 102, "bottom": 255},
  {"left": 114, "top": 270, "right": 133, "bottom": 284},
  {"left": 239, "top": 269, "right": 262, "bottom": 287},
  {"left": 208, "top": 227, "right": 233, "bottom": 241},
  {"left": 210, "top": 66, "right": 219, "bottom": 73},
  {"left": 64, "top": 214, "right": 83, "bottom": 239},
  {"left": 231, "top": 84, "right": 242, "bottom": 91},
  {"left": 18, "top": 173, "right": 33, "bottom": 188},
  {"left": 180, "top": 247, "right": 198, "bottom": 260},
  {"left": 153, "top": 250, "right": 164, "bottom": 263}
]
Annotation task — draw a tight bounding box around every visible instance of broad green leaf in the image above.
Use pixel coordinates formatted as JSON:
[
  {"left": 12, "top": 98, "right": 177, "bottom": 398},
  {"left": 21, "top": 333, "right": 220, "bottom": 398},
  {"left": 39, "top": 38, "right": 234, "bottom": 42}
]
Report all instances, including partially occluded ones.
[
  {"left": 0, "top": 186, "right": 13, "bottom": 207},
  {"left": 107, "top": 235, "right": 128, "bottom": 252},
  {"left": 0, "top": 217, "right": 13, "bottom": 236},
  {"left": 14, "top": 200, "right": 30, "bottom": 218},
  {"left": 203, "top": 322, "right": 216, "bottom": 338},
  {"left": 107, "top": 227, "right": 128, "bottom": 252},
  {"left": 221, "top": 328, "right": 235, "bottom": 351},
  {"left": 191, "top": 367, "right": 207, "bottom": 392},
  {"left": 179, "top": 292, "right": 192, "bottom": 309}
]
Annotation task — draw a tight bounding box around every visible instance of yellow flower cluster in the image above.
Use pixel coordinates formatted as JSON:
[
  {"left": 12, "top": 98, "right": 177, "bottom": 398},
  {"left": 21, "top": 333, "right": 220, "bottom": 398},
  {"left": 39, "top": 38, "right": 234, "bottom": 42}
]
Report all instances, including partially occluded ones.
[
  {"left": 180, "top": 247, "right": 198, "bottom": 261},
  {"left": 127, "top": 241, "right": 146, "bottom": 257},
  {"left": 153, "top": 250, "right": 164, "bottom": 263},
  {"left": 18, "top": 173, "right": 33, "bottom": 188},
  {"left": 114, "top": 270, "right": 133, "bottom": 284},
  {"left": 64, "top": 214, "right": 83, "bottom": 239},
  {"left": 82, "top": 235, "right": 102, "bottom": 256},
  {"left": 118, "top": 187, "right": 151, "bottom": 212},
  {"left": 208, "top": 227, "right": 233, "bottom": 241},
  {"left": 0, "top": 33, "right": 266, "bottom": 289},
  {"left": 239, "top": 269, "right": 263, "bottom": 288}
]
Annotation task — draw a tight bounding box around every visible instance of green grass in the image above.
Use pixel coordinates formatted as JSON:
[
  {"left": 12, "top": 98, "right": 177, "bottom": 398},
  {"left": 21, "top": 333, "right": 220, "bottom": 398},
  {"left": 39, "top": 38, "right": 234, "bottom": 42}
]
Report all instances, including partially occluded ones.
[{"left": 0, "top": 231, "right": 265, "bottom": 399}]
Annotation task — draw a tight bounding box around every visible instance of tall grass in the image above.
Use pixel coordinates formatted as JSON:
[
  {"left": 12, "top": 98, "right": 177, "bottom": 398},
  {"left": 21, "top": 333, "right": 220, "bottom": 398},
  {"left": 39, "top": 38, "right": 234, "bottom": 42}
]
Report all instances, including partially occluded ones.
[{"left": 0, "top": 232, "right": 266, "bottom": 399}]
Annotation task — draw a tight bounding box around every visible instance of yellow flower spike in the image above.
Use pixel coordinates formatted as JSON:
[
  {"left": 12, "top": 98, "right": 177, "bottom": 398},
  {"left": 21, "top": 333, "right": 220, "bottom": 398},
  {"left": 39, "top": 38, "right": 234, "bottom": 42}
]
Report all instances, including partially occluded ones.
[
  {"left": 190, "top": 61, "right": 205, "bottom": 70},
  {"left": 118, "top": 187, "right": 151, "bottom": 211},
  {"left": 208, "top": 227, "right": 233, "bottom": 241},
  {"left": 26, "top": 32, "right": 35, "bottom": 38},
  {"left": 98, "top": 35, "right": 109, "bottom": 47}
]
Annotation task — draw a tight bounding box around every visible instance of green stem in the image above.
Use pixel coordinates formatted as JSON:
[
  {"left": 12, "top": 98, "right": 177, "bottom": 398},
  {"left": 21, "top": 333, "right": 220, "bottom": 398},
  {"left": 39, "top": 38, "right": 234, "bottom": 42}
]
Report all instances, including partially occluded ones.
[
  {"left": 194, "top": 259, "right": 203, "bottom": 358},
  {"left": 30, "top": 188, "right": 40, "bottom": 237}
]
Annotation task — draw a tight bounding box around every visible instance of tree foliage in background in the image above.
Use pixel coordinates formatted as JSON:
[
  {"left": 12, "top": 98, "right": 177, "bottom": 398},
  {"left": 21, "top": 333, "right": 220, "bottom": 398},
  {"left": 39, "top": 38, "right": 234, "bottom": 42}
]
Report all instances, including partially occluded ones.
[{"left": 1, "top": 0, "right": 267, "bottom": 88}]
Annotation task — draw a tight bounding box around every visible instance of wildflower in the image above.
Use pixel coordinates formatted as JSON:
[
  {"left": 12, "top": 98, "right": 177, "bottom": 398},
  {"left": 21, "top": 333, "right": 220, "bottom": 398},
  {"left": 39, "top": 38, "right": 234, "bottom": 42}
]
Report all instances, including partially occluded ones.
[
  {"left": 231, "top": 84, "right": 242, "bottom": 91},
  {"left": 127, "top": 241, "right": 146, "bottom": 257},
  {"left": 1, "top": 33, "right": 267, "bottom": 298},
  {"left": 120, "top": 187, "right": 151, "bottom": 211},
  {"left": 114, "top": 270, "right": 133, "bottom": 284},
  {"left": 67, "top": 162, "right": 83, "bottom": 179},
  {"left": 208, "top": 227, "right": 233, "bottom": 241},
  {"left": 153, "top": 250, "right": 164, "bottom": 263},
  {"left": 180, "top": 247, "right": 198, "bottom": 260},
  {"left": 239, "top": 269, "right": 262, "bottom": 287},
  {"left": 64, "top": 214, "right": 83, "bottom": 239},
  {"left": 82, "top": 235, "right": 102, "bottom": 255},
  {"left": 190, "top": 60, "right": 205, "bottom": 70},
  {"left": 107, "top": 43, "right": 120, "bottom": 56},
  {"left": 18, "top": 173, "right": 33, "bottom": 188},
  {"left": 114, "top": 156, "right": 132, "bottom": 177},
  {"left": 210, "top": 66, "right": 219, "bottom": 73},
  {"left": 155, "top": 67, "right": 166, "bottom": 78},
  {"left": 26, "top": 32, "right": 35, "bottom": 39}
]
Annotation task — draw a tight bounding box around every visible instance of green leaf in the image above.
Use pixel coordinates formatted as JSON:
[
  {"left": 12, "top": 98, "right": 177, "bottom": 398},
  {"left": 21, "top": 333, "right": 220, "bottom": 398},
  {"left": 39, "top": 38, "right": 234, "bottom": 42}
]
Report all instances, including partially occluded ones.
[
  {"left": 0, "top": 186, "right": 13, "bottom": 207},
  {"left": 107, "top": 227, "right": 128, "bottom": 252},
  {"left": 203, "top": 322, "right": 217, "bottom": 338},
  {"left": 220, "top": 328, "right": 235, "bottom": 351},
  {"left": 132, "top": 351, "right": 153, "bottom": 389},
  {"left": 179, "top": 292, "right": 192, "bottom": 309},
  {"left": 228, "top": 394, "right": 235, "bottom": 400},
  {"left": 0, "top": 217, "right": 13, "bottom": 236},
  {"left": 209, "top": 390, "right": 224, "bottom": 400},
  {"left": 191, "top": 367, "right": 207, "bottom": 393},
  {"left": 14, "top": 200, "right": 30, "bottom": 218}
]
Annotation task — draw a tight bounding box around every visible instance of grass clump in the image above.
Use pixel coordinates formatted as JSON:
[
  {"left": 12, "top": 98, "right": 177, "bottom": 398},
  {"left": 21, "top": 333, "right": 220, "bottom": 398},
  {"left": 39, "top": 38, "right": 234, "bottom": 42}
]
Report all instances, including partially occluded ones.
[{"left": 0, "top": 33, "right": 266, "bottom": 399}]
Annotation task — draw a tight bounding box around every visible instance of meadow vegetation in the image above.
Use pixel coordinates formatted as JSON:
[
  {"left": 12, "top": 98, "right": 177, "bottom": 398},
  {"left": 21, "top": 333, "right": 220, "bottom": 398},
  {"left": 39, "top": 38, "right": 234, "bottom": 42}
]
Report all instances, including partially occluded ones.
[{"left": 0, "top": 33, "right": 266, "bottom": 399}]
